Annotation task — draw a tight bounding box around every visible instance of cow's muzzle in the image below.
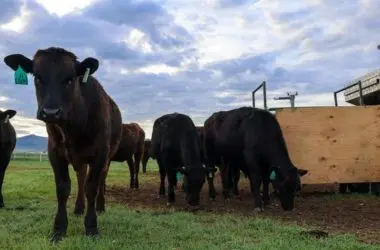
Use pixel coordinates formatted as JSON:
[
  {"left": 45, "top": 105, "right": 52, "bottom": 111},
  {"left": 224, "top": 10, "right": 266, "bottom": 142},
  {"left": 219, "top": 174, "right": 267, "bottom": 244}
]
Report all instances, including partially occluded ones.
[{"left": 37, "top": 108, "right": 63, "bottom": 123}]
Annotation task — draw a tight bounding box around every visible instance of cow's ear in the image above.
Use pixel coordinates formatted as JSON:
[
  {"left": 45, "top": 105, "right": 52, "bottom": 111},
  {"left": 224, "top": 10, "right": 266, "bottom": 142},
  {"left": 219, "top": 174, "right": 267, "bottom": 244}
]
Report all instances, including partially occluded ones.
[
  {"left": 3, "top": 54, "right": 33, "bottom": 73},
  {"left": 297, "top": 168, "right": 308, "bottom": 177},
  {"left": 76, "top": 57, "right": 99, "bottom": 76},
  {"left": 4, "top": 110, "right": 17, "bottom": 119}
]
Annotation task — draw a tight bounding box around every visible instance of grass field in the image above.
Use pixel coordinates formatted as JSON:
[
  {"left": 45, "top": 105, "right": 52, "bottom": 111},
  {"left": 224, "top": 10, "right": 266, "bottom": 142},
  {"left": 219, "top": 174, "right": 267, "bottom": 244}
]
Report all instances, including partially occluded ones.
[{"left": 0, "top": 159, "right": 379, "bottom": 250}]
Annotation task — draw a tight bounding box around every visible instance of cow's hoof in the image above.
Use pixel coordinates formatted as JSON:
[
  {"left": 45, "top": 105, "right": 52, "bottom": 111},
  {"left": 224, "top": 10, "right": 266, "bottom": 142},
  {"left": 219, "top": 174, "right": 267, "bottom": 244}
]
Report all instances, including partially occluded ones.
[
  {"left": 166, "top": 202, "right": 173, "bottom": 207},
  {"left": 50, "top": 231, "right": 65, "bottom": 244},
  {"left": 185, "top": 205, "right": 201, "bottom": 212},
  {"left": 155, "top": 194, "right": 165, "bottom": 200},
  {"left": 96, "top": 208, "right": 105, "bottom": 214},
  {"left": 233, "top": 195, "right": 242, "bottom": 200},
  {"left": 253, "top": 207, "right": 263, "bottom": 213},
  {"left": 224, "top": 198, "right": 231, "bottom": 204},
  {"left": 74, "top": 209, "right": 84, "bottom": 216},
  {"left": 85, "top": 227, "right": 99, "bottom": 237}
]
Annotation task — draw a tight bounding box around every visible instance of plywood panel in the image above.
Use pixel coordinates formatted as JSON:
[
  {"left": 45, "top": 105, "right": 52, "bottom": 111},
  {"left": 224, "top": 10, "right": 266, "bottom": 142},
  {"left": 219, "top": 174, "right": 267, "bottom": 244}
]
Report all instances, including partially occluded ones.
[{"left": 275, "top": 105, "right": 380, "bottom": 184}]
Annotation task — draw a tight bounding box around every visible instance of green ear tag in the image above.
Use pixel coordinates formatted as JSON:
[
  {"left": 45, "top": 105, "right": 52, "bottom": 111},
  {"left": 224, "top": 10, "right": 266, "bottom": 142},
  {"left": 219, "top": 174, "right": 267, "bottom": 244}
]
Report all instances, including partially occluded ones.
[
  {"left": 270, "top": 170, "right": 277, "bottom": 181},
  {"left": 176, "top": 172, "right": 183, "bottom": 182},
  {"left": 15, "top": 65, "right": 28, "bottom": 85}
]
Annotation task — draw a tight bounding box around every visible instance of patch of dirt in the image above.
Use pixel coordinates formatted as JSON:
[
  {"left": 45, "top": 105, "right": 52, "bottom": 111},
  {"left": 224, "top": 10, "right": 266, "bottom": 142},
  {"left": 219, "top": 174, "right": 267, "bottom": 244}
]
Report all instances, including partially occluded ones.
[{"left": 105, "top": 173, "right": 380, "bottom": 244}]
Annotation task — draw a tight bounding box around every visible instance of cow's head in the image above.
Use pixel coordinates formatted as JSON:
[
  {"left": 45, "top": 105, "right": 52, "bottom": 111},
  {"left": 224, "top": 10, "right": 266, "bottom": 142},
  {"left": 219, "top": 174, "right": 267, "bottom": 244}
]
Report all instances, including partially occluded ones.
[
  {"left": 270, "top": 166, "right": 308, "bottom": 211},
  {"left": 0, "top": 109, "right": 17, "bottom": 124},
  {"left": 3, "top": 47, "right": 99, "bottom": 124},
  {"left": 179, "top": 165, "right": 210, "bottom": 207}
]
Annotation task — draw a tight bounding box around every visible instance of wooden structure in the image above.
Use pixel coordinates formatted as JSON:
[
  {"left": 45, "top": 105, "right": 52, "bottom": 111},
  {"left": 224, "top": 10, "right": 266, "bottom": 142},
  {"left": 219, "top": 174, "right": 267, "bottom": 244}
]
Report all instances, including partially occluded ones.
[{"left": 275, "top": 106, "right": 380, "bottom": 184}]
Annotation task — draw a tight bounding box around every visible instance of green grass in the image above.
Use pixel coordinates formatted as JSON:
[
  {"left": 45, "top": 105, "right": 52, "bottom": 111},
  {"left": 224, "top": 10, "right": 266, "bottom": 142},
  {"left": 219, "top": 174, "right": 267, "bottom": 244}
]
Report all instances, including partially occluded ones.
[{"left": 0, "top": 159, "right": 379, "bottom": 250}]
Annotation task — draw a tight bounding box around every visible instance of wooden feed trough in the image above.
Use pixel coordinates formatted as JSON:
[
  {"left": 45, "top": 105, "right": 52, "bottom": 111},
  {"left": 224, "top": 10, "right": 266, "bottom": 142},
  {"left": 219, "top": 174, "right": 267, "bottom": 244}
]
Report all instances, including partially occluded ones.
[{"left": 275, "top": 105, "right": 380, "bottom": 184}]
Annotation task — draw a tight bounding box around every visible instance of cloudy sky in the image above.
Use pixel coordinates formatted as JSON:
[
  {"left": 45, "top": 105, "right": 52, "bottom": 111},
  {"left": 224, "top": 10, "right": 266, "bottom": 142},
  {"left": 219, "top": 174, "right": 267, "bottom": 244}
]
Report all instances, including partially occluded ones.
[{"left": 1, "top": 0, "right": 380, "bottom": 138}]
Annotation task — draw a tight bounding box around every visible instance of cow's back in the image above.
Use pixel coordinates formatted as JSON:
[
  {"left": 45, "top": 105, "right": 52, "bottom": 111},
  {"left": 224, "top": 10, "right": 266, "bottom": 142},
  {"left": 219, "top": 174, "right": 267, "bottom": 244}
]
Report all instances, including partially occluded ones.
[
  {"left": 112, "top": 123, "right": 144, "bottom": 161},
  {"left": 161, "top": 113, "right": 195, "bottom": 149}
]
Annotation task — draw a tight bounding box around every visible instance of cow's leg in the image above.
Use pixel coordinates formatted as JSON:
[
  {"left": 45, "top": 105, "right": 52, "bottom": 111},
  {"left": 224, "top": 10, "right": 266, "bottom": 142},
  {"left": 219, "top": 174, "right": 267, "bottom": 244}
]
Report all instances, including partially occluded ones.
[
  {"left": 0, "top": 153, "right": 11, "bottom": 208},
  {"left": 96, "top": 162, "right": 110, "bottom": 213},
  {"left": 157, "top": 156, "right": 166, "bottom": 198},
  {"left": 142, "top": 154, "right": 148, "bottom": 174},
  {"left": 262, "top": 173, "right": 270, "bottom": 206},
  {"left": 231, "top": 167, "right": 240, "bottom": 198},
  {"left": 167, "top": 169, "right": 177, "bottom": 206},
  {"left": 126, "top": 156, "right": 135, "bottom": 190},
  {"left": 347, "top": 184, "right": 355, "bottom": 193},
  {"left": 133, "top": 150, "right": 142, "bottom": 190},
  {"left": 339, "top": 184, "right": 347, "bottom": 194},
  {"left": 206, "top": 169, "right": 217, "bottom": 201},
  {"left": 0, "top": 169, "right": 5, "bottom": 208},
  {"left": 205, "top": 157, "right": 217, "bottom": 200},
  {"left": 222, "top": 161, "right": 233, "bottom": 201},
  {"left": 244, "top": 151, "right": 262, "bottom": 212},
  {"left": 48, "top": 147, "right": 71, "bottom": 243},
  {"left": 84, "top": 154, "right": 107, "bottom": 236},
  {"left": 74, "top": 164, "right": 87, "bottom": 215}
]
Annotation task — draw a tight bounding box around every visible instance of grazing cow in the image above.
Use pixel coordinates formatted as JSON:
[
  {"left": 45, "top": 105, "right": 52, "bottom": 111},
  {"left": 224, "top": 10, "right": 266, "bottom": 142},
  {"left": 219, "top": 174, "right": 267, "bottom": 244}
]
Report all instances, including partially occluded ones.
[
  {"left": 4, "top": 47, "right": 122, "bottom": 242},
  {"left": 111, "top": 123, "right": 145, "bottom": 190},
  {"left": 149, "top": 112, "right": 214, "bottom": 209},
  {"left": 0, "top": 109, "right": 17, "bottom": 208},
  {"left": 205, "top": 107, "right": 307, "bottom": 212},
  {"left": 203, "top": 112, "right": 241, "bottom": 200},
  {"left": 141, "top": 139, "right": 151, "bottom": 173}
]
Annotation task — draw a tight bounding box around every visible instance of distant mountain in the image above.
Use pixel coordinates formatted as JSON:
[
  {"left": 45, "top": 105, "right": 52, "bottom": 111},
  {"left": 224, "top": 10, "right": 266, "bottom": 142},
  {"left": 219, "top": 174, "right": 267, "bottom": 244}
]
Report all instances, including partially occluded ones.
[{"left": 15, "top": 134, "right": 48, "bottom": 153}]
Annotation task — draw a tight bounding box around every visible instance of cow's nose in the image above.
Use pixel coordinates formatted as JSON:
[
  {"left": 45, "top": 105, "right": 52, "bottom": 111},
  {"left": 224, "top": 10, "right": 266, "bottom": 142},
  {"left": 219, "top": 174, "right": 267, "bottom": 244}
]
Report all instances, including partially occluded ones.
[
  {"left": 37, "top": 108, "right": 62, "bottom": 122},
  {"left": 42, "top": 108, "right": 60, "bottom": 116}
]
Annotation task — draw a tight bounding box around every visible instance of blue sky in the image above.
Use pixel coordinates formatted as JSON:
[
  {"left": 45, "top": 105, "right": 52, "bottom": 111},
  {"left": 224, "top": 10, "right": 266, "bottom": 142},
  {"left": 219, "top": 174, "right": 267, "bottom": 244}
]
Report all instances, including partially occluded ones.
[{"left": 1, "top": 0, "right": 380, "bottom": 138}]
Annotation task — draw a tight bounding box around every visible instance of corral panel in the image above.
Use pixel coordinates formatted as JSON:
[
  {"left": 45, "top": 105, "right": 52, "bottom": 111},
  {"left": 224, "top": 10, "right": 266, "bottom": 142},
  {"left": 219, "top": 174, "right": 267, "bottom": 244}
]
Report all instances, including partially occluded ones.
[{"left": 275, "top": 106, "right": 380, "bottom": 184}]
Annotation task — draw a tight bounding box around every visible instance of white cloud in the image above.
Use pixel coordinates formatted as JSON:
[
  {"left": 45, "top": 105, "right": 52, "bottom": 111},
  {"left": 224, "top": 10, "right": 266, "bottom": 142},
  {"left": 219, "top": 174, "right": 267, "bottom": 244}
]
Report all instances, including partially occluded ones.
[
  {"left": 35, "top": 0, "right": 95, "bottom": 16},
  {"left": 137, "top": 64, "right": 180, "bottom": 75},
  {"left": 0, "top": 3, "right": 31, "bottom": 33}
]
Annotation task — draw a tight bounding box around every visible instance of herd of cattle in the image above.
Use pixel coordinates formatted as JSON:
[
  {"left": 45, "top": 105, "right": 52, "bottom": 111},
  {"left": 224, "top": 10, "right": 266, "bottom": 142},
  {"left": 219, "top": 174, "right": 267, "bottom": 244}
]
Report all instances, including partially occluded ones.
[{"left": 0, "top": 47, "right": 377, "bottom": 243}]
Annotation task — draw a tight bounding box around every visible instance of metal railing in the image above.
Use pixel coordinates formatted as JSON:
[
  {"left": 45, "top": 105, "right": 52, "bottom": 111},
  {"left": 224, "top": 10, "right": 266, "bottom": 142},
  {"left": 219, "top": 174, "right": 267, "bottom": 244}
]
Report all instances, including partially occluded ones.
[
  {"left": 334, "top": 81, "right": 364, "bottom": 106},
  {"left": 252, "top": 81, "right": 267, "bottom": 110}
]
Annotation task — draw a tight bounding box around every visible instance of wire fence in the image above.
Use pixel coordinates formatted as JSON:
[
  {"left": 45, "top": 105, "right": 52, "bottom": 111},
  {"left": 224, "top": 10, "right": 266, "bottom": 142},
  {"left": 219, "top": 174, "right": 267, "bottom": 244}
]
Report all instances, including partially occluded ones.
[{"left": 11, "top": 152, "right": 49, "bottom": 161}]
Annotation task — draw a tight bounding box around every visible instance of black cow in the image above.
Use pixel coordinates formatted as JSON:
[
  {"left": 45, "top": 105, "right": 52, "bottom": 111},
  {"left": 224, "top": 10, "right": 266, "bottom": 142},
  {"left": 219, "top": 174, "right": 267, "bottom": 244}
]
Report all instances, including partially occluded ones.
[
  {"left": 205, "top": 107, "right": 308, "bottom": 212},
  {"left": 141, "top": 139, "right": 151, "bottom": 173},
  {"left": 203, "top": 112, "right": 241, "bottom": 200},
  {"left": 0, "top": 109, "right": 17, "bottom": 208},
  {"left": 111, "top": 123, "right": 145, "bottom": 190},
  {"left": 149, "top": 112, "right": 213, "bottom": 209},
  {"left": 4, "top": 47, "right": 122, "bottom": 242},
  {"left": 195, "top": 126, "right": 219, "bottom": 200}
]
